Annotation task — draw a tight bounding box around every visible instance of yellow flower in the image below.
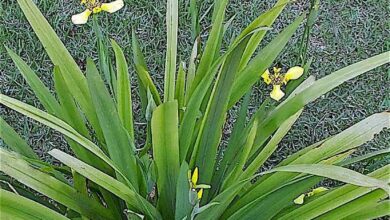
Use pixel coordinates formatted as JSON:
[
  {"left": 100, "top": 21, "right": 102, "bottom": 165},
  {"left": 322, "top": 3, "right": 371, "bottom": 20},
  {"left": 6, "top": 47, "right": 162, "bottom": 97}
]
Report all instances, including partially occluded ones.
[
  {"left": 197, "top": 188, "right": 203, "bottom": 199},
  {"left": 307, "top": 187, "right": 328, "bottom": 197},
  {"left": 270, "top": 85, "right": 285, "bottom": 101},
  {"left": 72, "top": 0, "right": 124, "bottom": 25},
  {"left": 191, "top": 167, "right": 199, "bottom": 187},
  {"left": 188, "top": 167, "right": 210, "bottom": 200},
  {"left": 261, "top": 66, "right": 304, "bottom": 101},
  {"left": 284, "top": 66, "right": 304, "bottom": 84},
  {"left": 293, "top": 194, "right": 305, "bottom": 205},
  {"left": 294, "top": 187, "right": 328, "bottom": 205},
  {"left": 261, "top": 69, "right": 271, "bottom": 85}
]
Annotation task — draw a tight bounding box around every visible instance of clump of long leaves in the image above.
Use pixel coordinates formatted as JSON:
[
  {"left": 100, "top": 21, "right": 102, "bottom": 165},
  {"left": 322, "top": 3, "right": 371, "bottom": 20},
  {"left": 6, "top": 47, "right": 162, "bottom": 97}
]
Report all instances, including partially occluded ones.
[{"left": 1, "top": 0, "right": 389, "bottom": 219}]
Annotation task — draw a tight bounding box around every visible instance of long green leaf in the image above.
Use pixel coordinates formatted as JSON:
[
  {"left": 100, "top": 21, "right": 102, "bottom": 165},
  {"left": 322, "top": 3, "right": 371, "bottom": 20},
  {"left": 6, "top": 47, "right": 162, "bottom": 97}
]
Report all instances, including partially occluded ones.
[
  {"left": 179, "top": 19, "right": 273, "bottom": 164},
  {"left": 212, "top": 90, "right": 252, "bottom": 186},
  {"left": 248, "top": 111, "right": 389, "bottom": 193},
  {"left": 222, "top": 119, "right": 258, "bottom": 190},
  {"left": 185, "top": 39, "right": 199, "bottom": 104},
  {"left": 195, "top": 173, "right": 266, "bottom": 220},
  {"left": 151, "top": 101, "right": 180, "bottom": 219},
  {"left": 131, "top": 30, "right": 162, "bottom": 106},
  {"left": 17, "top": 0, "right": 104, "bottom": 142},
  {"left": 53, "top": 67, "right": 90, "bottom": 138},
  {"left": 0, "top": 189, "right": 69, "bottom": 220},
  {"left": 237, "top": 0, "right": 290, "bottom": 70},
  {"left": 337, "top": 148, "right": 390, "bottom": 166},
  {"left": 179, "top": 38, "right": 255, "bottom": 162},
  {"left": 164, "top": 0, "right": 178, "bottom": 102},
  {"left": 48, "top": 149, "right": 162, "bottom": 220},
  {"left": 210, "top": 90, "right": 252, "bottom": 196},
  {"left": 53, "top": 67, "right": 111, "bottom": 172},
  {"left": 175, "top": 62, "right": 186, "bottom": 117},
  {"left": 226, "top": 176, "right": 323, "bottom": 220},
  {"left": 179, "top": 54, "right": 224, "bottom": 162},
  {"left": 243, "top": 76, "right": 314, "bottom": 164},
  {"left": 292, "top": 112, "right": 390, "bottom": 164},
  {"left": 6, "top": 47, "right": 61, "bottom": 114},
  {"left": 0, "top": 174, "right": 65, "bottom": 212},
  {"left": 112, "top": 39, "right": 135, "bottom": 139},
  {"left": 317, "top": 189, "right": 387, "bottom": 220},
  {"left": 0, "top": 94, "right": 120, "bottom": 176},
  {"left": 86, "top": 58, "right": 139, "bottom": 190},
  {"left": 226, "top": 153, "right": 353, "bottom": 219},
  {"left": 188, "top": 0, "right": 228, "bottom": 96},
  {"left": 0, "top": 117, "right": 38, "bottom": 159},
  {"left": 6, "top": 47, "right": 106, "bottom": 170},
  {"left": 93, "top": 18, "right": 116, "bottom": 96},
  {"left": 231, "top": 112, "right": 389, "bottom": 214},
  {"left": 191, "top": 37, "right": 249, "bottom": 202},
  {"left": 239, "top": 110, "right": 302, "bottom": 181},
  {"left": 342, "top": 200, "right": 390, "bottom": 220},
  {"left": 0, "top": 149, "right": 113, "bottom": 220},
  {"left": 189, "top": 0, "right": 200, "bottom": 41},
  {"left": 264, "top": 164, "right": 390, "bottom": 194},
  {"left": 277, "top": 165, "right": 390, "bottom": 220},
  {"left": 175, "top": 162, "right": 192, "bottom": 220}
]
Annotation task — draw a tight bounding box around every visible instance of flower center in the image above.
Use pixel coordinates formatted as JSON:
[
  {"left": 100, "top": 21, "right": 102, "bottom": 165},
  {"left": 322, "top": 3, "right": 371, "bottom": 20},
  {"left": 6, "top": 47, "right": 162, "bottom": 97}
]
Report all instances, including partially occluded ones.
[
  {"left": 82, "top": 0, "right": 103, "bottom": 12},
  {"left": 269, "top": 68, "right": 285, "bottom": 85}
]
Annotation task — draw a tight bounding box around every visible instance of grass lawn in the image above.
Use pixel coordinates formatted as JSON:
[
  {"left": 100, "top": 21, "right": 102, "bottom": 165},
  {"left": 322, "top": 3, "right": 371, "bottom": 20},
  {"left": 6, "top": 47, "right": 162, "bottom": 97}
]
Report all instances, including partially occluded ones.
[{"left": 1, "top": 0, "right": 388, "bottom": 170}]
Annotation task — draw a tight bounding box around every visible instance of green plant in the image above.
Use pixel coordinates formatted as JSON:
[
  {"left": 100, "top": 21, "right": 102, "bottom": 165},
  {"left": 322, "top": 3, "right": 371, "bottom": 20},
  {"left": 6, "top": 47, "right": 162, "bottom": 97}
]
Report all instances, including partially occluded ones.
[{"left": 1, "top": 0, "right": 389, "bottom": 219}]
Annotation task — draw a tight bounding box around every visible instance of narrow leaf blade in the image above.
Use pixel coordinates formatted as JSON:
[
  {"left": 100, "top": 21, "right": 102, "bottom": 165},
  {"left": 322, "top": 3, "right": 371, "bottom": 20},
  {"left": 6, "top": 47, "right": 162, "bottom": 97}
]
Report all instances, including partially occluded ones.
[{"left": 151, "top": 101, "right": 180, "bottom": 219}]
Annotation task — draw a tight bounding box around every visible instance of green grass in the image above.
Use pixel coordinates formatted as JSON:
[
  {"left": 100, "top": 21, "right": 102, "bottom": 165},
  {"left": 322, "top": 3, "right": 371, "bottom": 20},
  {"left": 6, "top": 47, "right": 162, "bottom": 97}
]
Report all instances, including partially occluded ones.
[{"left": 1, "top": 0, "right": 388, "bottom": 171}]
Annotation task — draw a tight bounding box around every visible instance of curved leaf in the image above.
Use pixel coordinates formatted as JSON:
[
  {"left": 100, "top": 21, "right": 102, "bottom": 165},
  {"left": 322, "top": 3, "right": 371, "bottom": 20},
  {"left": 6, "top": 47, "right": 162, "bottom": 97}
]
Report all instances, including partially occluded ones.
[
  {"left": 0, "top": 94, "right": 122, "bottom": 177},
  {"left": 0, "top": 189, "right": 69, "bottom": 220},
  {"left": 240, "top": 109, "right": 302, "bottom": 181},
  {"left": 48, "top": 149, "right": 162, "bottom": 220},
  {"left": 342, "top": 200, "right": 390, "bottom": 220},
  {"left": 0, "top": 149, "right": 113, "bottom": 220},
  {"left": 175, "top": 162, "right": 192, "bottom": 220},
  {"left": 151, "top": 101, "right": 180, "bottom": 219},
  {"left": 131, "top": 30, "right": 161, "bottom": 106},
  {"left": 230, "top": 112, "right": 389, "bottom": 214},
  {"left": 0, "top": 117, "right": 38, "bottom": 159},
  {"left": 277, "top": 165, "right": 390, "bottom": 220},
  {"left": 111, "top": 39, "right": 135, "bottom": 139},
  {"left": 86, "top": 58, "right": 139, "bottom": 190},
  {"left": 6, "top": 47, "right": 61, "bottom": 115},
  {"left": 264, "top": 164, "right": 389, "bottom": 194}
]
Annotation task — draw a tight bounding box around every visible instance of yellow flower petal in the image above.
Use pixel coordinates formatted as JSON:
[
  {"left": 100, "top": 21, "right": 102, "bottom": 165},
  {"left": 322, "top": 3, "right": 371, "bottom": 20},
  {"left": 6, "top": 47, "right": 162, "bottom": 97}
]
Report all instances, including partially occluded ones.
[
  {"left": 273, "top": 67, "right": 281, "bottom": 74},
  {"left": 284, "top": 66, "right": 304, "bottom": 83},
  {"left": 93, "top": 7, "right": 102, "bottom": 14},
  {"left": 71, "top": 9, "right": 92, "bottom": 25},
  {"left": 101, "top": 0, "right": 124, "bottom": 13},
  {"left": 293, "top": 194, "right": 305, "bottom": 205},
  {"left": 192, "top": 167, "right": 198, "bottom": 187},
  {"left": 261, "top": 69, "right": 271, "bottom": 85},
  {"left": 270, "top": 85, "right": 285, "bottom": 101},
  {"left": 197, "top": 188, "right": 203, "bottom": 200},
  {"left": 307, "top": 187, "right": 328, "bottom": 197}
]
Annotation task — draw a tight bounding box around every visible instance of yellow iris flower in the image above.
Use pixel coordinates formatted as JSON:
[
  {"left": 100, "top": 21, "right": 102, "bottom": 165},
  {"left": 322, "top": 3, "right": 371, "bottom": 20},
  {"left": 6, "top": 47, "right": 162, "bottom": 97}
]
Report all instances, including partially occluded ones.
[
  {"left": 294, "top": 187, "right": 328, "bottom": 205},
  {"left": 72, "top": 0, "right": 124, "bottom": 25},
  {"left": 261, "top": 66, "right": 304, "bottom": 101},
  {"left": 188, "top": 167, "right": 210, "bottom": 200}
]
